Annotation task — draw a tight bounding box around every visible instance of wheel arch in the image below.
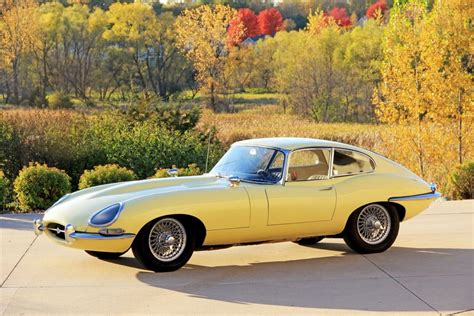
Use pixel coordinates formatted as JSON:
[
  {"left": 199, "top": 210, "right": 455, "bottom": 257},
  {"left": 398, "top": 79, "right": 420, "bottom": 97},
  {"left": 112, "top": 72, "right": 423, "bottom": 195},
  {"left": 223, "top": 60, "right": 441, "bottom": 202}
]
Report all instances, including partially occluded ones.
[{"left": 136, "top": 214, "right": 207, "bottom": 248}]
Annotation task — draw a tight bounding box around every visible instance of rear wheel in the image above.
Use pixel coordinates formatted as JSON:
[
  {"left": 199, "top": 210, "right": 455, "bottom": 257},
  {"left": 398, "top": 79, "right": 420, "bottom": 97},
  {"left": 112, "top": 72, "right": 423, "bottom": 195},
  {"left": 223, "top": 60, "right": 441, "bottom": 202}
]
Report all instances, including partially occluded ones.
[
  {"left": 343, "top": 203, "right": 399, "bottom": 254},
  {"left": 85, "top": 250, "right": 127, "bottom": 259},
  {"left": 294, "top": 236, "right": 324, "bottom": 246},
  {"left": 132, "top": 217, "right": 195, "bottom": 272}
]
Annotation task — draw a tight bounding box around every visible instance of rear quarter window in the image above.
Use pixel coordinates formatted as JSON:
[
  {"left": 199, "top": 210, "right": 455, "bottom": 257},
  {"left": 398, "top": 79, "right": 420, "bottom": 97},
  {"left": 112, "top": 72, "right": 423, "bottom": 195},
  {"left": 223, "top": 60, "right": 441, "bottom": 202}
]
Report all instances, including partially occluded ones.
[{"left": 333, "top": 149, "right": 375, "bottom": 176}]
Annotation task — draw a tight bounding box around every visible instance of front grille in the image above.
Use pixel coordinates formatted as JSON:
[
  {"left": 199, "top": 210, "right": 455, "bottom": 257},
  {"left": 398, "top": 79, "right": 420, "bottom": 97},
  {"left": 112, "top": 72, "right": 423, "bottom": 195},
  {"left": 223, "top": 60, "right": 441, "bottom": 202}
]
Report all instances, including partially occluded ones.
[{"left": 46, "top": 223, "right": 65, "bottom": 240}]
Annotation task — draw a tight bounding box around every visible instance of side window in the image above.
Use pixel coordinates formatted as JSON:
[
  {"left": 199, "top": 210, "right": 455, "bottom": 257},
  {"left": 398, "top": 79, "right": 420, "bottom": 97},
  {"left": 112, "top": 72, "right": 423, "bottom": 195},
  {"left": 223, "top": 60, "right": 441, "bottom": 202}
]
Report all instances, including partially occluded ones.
[
  {"left": 287, "top": 149, "right": 331, "bottom": 181},
  {"left": 332, "top": 149, "right": 375, "bottom": 176}
]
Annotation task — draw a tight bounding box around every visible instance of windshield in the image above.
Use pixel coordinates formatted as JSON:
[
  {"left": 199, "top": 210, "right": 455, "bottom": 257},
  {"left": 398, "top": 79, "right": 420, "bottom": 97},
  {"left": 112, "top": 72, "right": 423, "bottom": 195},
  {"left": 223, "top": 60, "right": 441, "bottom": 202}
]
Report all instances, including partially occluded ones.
[{"left": 211, "top": 146, "right": 285, "bottom": 183}]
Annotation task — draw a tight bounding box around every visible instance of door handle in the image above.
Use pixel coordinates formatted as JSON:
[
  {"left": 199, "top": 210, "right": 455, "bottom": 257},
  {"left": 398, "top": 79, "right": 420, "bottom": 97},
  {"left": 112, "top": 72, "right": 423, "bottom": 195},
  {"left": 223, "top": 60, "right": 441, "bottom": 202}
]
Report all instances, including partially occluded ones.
[{"left": 319, "top": 186, "right": 333, "bottom": 191}]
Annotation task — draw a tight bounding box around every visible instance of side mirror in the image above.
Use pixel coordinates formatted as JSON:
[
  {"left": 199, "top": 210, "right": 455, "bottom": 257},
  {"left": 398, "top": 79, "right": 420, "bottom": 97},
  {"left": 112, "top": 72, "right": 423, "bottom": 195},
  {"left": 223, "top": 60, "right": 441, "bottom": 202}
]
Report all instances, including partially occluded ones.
[
  {"left": 167, "top": 168, "right": 178, "bottom": 177},
  {"left": 229, "top": 176, "right": 240, "bottom": 187}
]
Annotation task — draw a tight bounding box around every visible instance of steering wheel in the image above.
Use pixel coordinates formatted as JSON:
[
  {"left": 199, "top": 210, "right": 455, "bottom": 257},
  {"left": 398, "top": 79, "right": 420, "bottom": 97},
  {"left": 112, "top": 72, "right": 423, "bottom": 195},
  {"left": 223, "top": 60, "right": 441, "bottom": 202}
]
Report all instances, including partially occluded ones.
[{"left": 257, "top": 169, "right": 269, "bottom": 178}]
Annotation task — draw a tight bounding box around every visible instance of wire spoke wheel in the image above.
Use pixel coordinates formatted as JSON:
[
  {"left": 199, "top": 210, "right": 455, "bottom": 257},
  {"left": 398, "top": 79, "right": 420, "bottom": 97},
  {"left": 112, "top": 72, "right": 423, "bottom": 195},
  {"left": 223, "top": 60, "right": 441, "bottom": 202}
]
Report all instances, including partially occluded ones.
[
  {"left": 148, "top": 218, "right": 187, "bottom": 262},
  {"left": 356, "top": 204, "right": 391, "bottom": 245}
]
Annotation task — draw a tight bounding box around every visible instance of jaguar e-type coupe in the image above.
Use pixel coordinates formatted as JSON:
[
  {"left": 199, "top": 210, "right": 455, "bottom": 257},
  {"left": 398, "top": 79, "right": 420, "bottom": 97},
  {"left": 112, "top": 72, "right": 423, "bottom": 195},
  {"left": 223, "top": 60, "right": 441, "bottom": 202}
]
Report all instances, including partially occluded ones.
[{"left": 34, "top": 138, "right": 440, "bottom": 272}]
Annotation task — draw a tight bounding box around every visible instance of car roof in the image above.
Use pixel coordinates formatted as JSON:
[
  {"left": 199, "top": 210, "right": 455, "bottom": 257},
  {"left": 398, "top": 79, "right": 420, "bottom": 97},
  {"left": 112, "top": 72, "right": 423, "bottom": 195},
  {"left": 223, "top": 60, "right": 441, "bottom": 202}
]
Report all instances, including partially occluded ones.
[{"left": 233, "top": 137, "right": 361, "bottom": 152}]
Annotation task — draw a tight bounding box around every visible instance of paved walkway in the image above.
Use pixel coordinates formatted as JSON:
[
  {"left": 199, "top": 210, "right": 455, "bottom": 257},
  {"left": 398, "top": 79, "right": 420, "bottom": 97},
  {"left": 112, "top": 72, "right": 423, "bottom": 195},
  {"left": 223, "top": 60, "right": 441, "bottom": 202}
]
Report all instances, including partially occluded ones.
[{"left": 1, "top": 200, "right": 473, "bottom": 315}]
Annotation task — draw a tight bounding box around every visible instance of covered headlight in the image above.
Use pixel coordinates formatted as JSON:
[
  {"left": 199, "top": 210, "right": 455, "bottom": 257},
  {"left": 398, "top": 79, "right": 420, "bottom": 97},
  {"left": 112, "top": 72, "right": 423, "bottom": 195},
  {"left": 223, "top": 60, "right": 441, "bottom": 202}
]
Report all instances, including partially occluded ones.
[{"left": 88, "top": 203, "right": 123, "bottom": 227}]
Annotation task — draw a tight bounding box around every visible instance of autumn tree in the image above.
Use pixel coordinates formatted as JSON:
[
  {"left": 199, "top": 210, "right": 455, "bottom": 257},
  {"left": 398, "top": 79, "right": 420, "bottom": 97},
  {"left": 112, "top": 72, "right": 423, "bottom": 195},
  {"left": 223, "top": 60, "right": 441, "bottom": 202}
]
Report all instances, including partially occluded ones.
[
  {"left": 258, "top": 8, "right": 283, "bottom": 36},
  {"left": 422, "top": 0, "right": 473, "bottom": 165},
  {"left": 228, "top": 8, "right": 259, "bottom": 45},
  {"left": 375, "top": 1, "right": 431, "bottom": 176},
  {"left": 0, "top": 0, "right": 39, "bottom": 104},
  {"left": 327, "top": 7, "right": 352, "bottom": 27},
  {"left": 306, "top": 9, "right": 340, "bottom": 35},
  {"left": 104, "top": 4, "right": 189, "bottom": 100},
  {"left": 175, "top": 5, "right": 242, "bottom": 111},
  {"left": 367, "top": 0, "right": 388, "bottom": 19}
]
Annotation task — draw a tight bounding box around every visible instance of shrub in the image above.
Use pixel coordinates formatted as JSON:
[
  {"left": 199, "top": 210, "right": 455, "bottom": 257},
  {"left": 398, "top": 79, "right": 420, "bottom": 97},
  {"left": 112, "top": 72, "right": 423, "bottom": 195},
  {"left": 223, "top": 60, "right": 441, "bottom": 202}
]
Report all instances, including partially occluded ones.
[
  {"left": 13, "top": 163, "right": 71, "bottom": 212},
  {"left": 152, "top": 164, "right": 201, "bottom": 178},
  {"left": 447, "top": 162, "right": 474, "bottom": 200},
  {"left": 125, "top": 97, "right": 201, "bottom": 133},
  {"left": 47, "top": 92, "right": 73, "bottom": 109},
  {"left": 0, "top": 171, "right": 9, "bottom": 211},
  {"left": 79, "top": 164, "right": 137, "bottom": 189},
  {"left": 88, "top": 114, "right": 222, "bottom": 178}
]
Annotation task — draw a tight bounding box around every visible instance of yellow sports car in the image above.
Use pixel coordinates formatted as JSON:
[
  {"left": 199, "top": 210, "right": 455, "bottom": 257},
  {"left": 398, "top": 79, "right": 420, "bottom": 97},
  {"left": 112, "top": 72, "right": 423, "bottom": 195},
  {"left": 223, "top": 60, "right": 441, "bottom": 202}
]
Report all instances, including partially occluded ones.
[{"left": 33, "top": 138, "right": 441, "bottom": 272}]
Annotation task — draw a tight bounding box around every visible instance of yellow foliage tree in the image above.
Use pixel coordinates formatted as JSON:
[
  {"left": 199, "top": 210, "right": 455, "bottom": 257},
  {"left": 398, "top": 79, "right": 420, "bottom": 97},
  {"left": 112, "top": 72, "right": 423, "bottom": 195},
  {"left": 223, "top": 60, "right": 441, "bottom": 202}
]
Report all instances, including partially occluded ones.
[
  {"left": 0, "top": 0, "right": 39, "bottom": 104},
  {"left": 175, "top": 5, "right": 243, "bottom": 111},
  {"left": 375, "top": 1, "right": 431, "bottom": 177},
  {"left": 306, "top": 9, "right": 340, "bottom": 35},
  {"left": 375, "top": 0, "right": 473, "bottom": 191},
  {"left": 422, "top": 0, "right": 473, "bottom": 165}
]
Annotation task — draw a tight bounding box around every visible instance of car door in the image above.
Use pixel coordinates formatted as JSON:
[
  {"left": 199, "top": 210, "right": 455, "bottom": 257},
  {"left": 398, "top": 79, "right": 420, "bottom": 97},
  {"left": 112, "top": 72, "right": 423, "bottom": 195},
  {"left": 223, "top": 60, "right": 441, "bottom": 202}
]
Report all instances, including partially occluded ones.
[{"left": 266, "top": 148, "right": 337, "bottom": 225}]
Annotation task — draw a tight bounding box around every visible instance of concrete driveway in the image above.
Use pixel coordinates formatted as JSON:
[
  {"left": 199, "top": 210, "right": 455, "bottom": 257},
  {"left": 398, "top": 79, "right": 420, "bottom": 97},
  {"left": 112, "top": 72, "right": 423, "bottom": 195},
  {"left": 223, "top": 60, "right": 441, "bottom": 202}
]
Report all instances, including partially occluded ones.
[{"left": 1, "top": 200, "right": 473, "bottom": 315}]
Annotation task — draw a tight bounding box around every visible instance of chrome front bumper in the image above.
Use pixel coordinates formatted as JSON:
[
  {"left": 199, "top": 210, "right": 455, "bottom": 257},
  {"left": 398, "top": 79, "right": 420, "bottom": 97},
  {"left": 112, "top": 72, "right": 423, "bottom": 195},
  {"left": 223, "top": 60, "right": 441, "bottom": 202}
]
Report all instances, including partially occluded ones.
[{"left": 33, "top": 219, "right": 135, "bottom": 242}]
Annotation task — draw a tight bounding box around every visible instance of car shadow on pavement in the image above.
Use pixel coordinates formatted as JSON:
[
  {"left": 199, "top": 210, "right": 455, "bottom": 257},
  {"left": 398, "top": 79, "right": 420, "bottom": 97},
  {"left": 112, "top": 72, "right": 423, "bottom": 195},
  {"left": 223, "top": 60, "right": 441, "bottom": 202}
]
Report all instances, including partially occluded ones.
[{"left": 130, "top": 243, "right": 473, "bottom": 312}]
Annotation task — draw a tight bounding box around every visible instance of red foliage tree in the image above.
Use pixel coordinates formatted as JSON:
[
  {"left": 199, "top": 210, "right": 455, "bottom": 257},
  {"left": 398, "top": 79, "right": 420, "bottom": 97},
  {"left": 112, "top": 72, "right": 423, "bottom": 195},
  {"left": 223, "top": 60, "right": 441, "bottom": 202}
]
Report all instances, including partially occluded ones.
[
  {"left": 228, "top": 8, "right": 259, "bottom": 45},
  {"left": 366, "top": 0, "right": 388, "bottom": 19},
  {"left": 258, "top": 8, "right": 283, "bottom": 36},
  {"left": 327, "top": 7, "right": 352, "bottom": 27}
]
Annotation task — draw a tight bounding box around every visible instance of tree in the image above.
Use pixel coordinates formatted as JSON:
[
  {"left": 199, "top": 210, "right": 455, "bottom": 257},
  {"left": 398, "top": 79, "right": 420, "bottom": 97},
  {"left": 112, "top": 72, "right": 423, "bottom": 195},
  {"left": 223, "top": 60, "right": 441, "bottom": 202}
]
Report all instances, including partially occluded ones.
[
  {"left": 175, "top": 5, "right": 242, "bottom": 111},
  {"left": 306, "top": 9, "right": 340, "bottom": 35},
  {"left": 258, "top": 8, "right": 283, "bottom": 36},
  {"left": 104, "top": 4, "right": 189, "bottom": 100},
  {"left": 327, "top": 7, "right": 352, "bottom": 27},
  {"left": 367, "top": 0, "right": 388, "bottom": 19},
  {"left": 228, "top": 8, "right": 259, "bottom": 45},
  {"left": 375, "top": 1, "right": 430, "bottom": 177},
  {"left": 422, "top": 0, "right": 473, "bottom": 165},
  {"left": 0, "top": 0, "right": 39, "bottom": 104}
]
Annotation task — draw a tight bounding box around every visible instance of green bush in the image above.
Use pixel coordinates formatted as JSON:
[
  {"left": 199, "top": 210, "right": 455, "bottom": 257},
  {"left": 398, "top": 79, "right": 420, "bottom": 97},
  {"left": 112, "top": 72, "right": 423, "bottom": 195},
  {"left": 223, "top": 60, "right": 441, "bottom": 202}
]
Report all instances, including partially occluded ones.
[
  {"left": 0, "top": 171, "right": 9, "bottom": 211},
  {"left": 447, "top": 162, "right": 474, "bottom": 200},
  {"left": 88, "top": 114, "right": 222, "bottom": 178},
  {"left": 13, "top": 163, "right": 71, "bottom": 212},
  {"left": 79, "top": 164, "right": 137, "bottom": 189},
  {"left": 125, "top": 97, "right": 201, "bottom": 133},
  {"left": 47, "top": 92, "right": 73, "bottom": 109},
  {"left": 152, "top": 163, "right": 201, "bottom": 178}
]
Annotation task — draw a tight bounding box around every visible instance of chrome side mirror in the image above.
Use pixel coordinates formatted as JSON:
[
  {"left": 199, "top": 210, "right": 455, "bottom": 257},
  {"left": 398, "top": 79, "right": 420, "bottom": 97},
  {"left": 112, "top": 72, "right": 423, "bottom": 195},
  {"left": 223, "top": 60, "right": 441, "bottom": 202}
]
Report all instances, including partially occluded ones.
[
  {"left": 167, "top": 168, "right": 178, "bottom": 177},
  {"left": 229, "top": 176, "right": 241, "bottom": 187}
]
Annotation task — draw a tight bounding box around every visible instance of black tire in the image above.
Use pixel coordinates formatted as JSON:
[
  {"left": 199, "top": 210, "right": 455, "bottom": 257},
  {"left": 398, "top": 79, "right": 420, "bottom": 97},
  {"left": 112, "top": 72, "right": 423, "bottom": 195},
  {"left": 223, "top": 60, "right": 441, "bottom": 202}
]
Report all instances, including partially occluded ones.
[
  {"left": 85, "top": 250, "right": 127, "bottom": 259},
  {"left": 294, "top": 236, "right": 324, "bottom": 246},
  {"left": 132, "top": 217, "right": 195, "bottom": 272},
  {"left": 343, "top": 203, "right": 399, "bottom": 254}
]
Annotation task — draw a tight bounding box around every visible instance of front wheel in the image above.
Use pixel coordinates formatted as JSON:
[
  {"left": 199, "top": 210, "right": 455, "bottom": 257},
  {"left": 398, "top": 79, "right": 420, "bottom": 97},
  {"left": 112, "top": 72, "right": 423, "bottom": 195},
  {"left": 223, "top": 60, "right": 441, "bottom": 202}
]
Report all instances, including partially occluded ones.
[
  {"left": 343, "top": 203, "right": 399, "bottom": 254},
  {"left": 132, "top": 217, "right": 195, "bottom": 272}
]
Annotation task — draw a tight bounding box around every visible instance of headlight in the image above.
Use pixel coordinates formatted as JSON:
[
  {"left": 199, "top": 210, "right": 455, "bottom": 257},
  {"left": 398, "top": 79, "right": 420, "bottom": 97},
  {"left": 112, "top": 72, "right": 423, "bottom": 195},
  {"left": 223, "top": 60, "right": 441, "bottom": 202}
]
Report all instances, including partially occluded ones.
[{"left": 88, "top": 203, "right": 123, "bottom": 227}]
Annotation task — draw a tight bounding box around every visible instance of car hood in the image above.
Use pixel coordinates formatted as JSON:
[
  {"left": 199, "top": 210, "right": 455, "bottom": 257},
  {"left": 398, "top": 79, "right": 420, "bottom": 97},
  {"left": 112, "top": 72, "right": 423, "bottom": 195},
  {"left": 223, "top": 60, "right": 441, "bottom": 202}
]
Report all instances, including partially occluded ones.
[{"left": 42, "top": 175, "right": 222, "bottom": 231}]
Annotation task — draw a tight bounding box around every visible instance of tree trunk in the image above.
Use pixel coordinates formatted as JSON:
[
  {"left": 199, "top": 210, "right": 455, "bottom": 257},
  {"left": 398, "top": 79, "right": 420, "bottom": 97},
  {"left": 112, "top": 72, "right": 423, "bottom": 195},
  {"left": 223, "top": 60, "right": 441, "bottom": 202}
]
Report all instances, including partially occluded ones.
[
  {"left": 457, "top": 89, "right": 463, "bottom": 165},
  {"left": 12, "top": 58, "right": 20, "bottom": 105}
]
